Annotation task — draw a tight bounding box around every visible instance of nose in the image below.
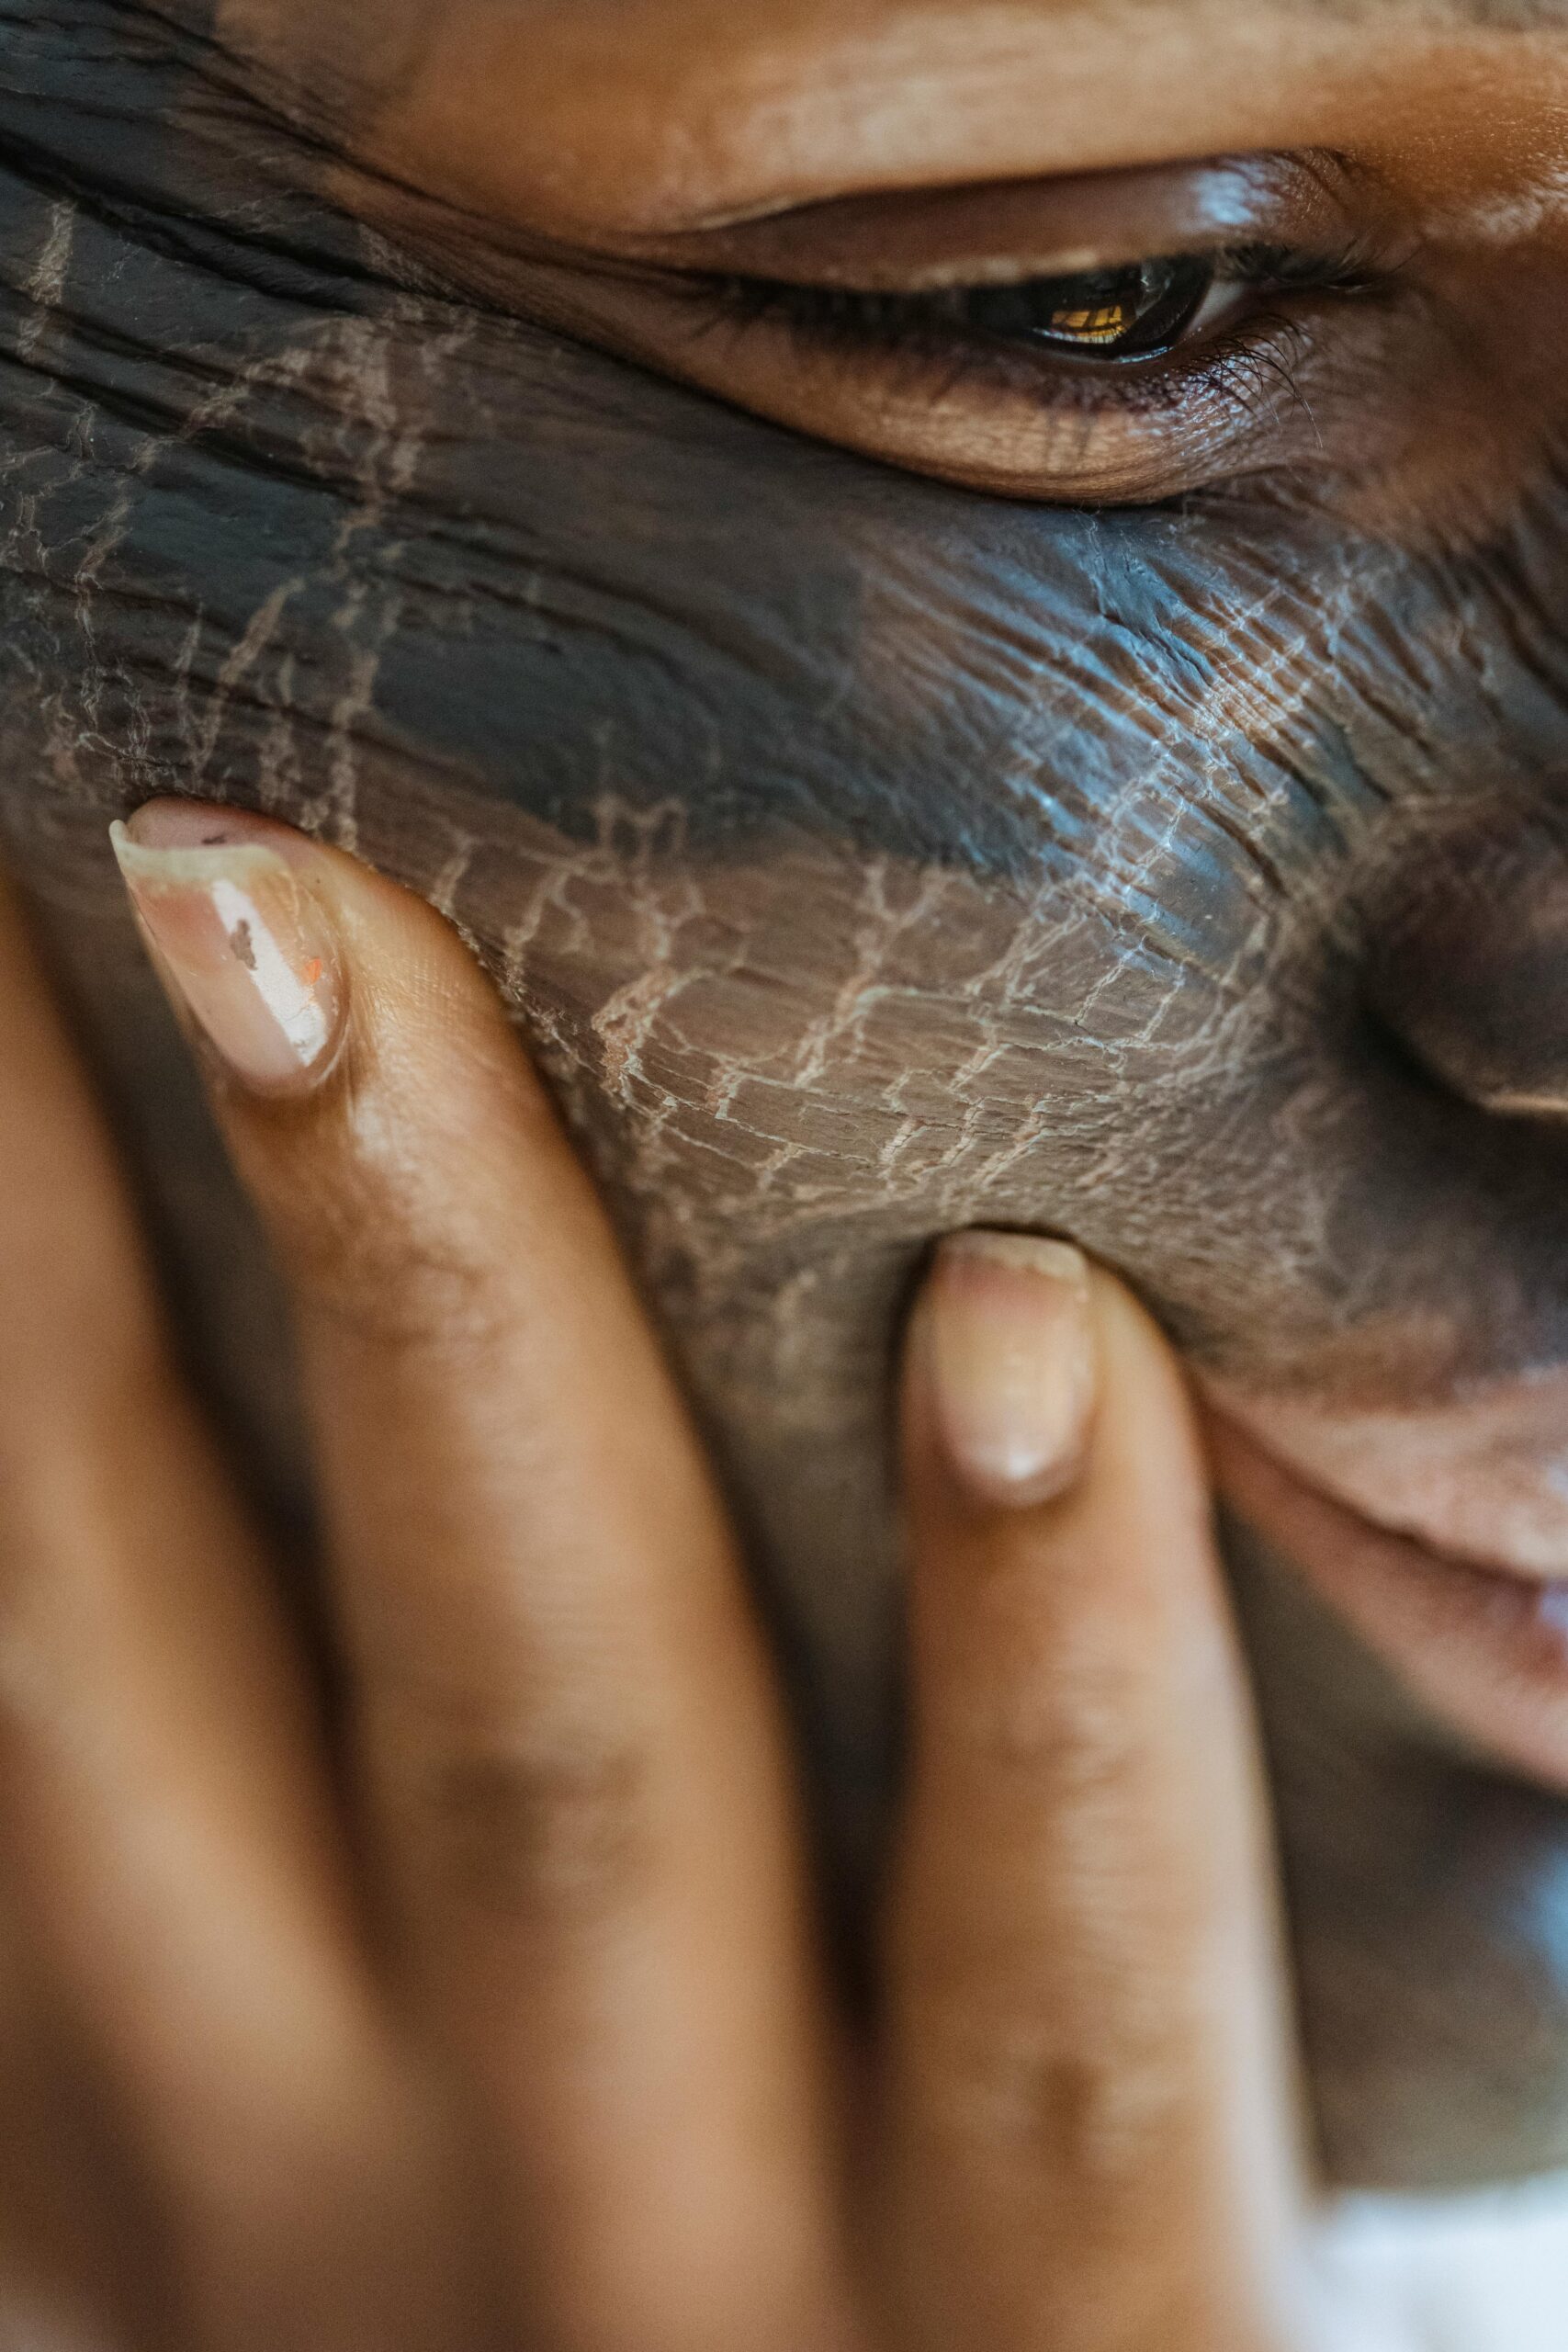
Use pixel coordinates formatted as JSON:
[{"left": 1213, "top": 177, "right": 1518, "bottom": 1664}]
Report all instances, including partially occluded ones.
[
  {"left": 1207, "top": 808, "right": 1568, "bottom": 1578},
  {"left": 1364, "top": 817, "right": 1568, "bottom": 1120}
]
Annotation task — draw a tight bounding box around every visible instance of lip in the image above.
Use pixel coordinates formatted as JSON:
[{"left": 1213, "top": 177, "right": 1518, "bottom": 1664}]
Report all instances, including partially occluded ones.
[{"left": 1209, "top": 1416, "right": 1568, "bottom": 1794}]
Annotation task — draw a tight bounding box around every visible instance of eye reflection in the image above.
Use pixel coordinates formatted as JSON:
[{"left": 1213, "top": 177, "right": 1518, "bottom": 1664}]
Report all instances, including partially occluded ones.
[{"left": 959, "top": 255, "right": 1215, "bottom": 357}]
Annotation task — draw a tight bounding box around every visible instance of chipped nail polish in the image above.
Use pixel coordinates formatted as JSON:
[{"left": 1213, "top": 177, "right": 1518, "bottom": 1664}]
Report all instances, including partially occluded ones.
[{"left": 110, "top": 805, "right": 346, "bottom": 1097}]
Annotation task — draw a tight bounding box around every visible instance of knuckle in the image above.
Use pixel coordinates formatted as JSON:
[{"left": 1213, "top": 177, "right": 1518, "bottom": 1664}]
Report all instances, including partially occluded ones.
[
  {"left": 288, "top": 1202, "right": 511, "bottom": 1359},
  {"left": 375, "top": 1703, "right": 657, "bottom": 1927},
  {"left": 918, "top": 2007, "right": 1197, "bottom": 2190},
  {"left": 959, "top": 1658, "right": 1154, "bottom": 1799}
]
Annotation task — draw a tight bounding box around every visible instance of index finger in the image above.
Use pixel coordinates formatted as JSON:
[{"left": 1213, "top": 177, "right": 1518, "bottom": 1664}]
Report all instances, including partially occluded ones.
[{"left": 111, "top": 798, "right": 858, "bottom": 2352}]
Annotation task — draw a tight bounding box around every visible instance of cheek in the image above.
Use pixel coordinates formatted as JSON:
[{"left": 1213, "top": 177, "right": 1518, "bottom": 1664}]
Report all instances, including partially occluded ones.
[
  {"left": 11, "top": 146, "right": 1568, "bottom": 1442},
  {"left": 267, "top": 752, "right": 1244, "bottom": 1337}
]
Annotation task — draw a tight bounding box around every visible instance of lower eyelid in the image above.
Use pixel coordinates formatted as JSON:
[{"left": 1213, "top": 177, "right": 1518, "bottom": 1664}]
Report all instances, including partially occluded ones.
[{"left": 849, "top": 300, "right": 1362, "bottom": 490}]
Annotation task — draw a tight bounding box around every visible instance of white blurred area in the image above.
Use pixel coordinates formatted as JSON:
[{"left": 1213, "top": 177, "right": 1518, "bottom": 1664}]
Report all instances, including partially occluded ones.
[{"left": 1314, "top": 2174, "right": 1568, "bottom": 2350}]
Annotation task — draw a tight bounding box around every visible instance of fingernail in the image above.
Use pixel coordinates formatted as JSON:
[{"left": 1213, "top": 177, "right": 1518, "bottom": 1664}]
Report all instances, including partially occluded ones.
[
  {"left": 109, "top": 802, "right": 346, "bottom": 1097},
  {"left": 924, "top": 1234, "right": 1097, "bottom": 1509}
]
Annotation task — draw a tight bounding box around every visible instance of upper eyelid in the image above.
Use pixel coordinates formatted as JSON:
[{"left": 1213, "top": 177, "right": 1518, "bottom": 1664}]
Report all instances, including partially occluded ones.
[{"left": 609, "top": 151, "right": 1383, "bottom": 295}]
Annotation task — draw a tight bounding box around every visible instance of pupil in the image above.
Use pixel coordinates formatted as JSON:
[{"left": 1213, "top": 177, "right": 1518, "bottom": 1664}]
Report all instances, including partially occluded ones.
[{"left": 966, "top": 256, "right": 1214, "bottom": 360}]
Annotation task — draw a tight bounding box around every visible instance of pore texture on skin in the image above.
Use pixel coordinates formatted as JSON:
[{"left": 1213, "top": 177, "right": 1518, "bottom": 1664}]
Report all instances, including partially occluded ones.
[{"left": 8, "top": 0, "right": 1568, "bottom": 2188}]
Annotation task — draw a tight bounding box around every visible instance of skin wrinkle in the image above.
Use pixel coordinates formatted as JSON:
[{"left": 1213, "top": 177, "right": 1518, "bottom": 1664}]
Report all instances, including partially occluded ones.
[{"left": 10, "top": 0, "right": 1568, "bottom": 2192}]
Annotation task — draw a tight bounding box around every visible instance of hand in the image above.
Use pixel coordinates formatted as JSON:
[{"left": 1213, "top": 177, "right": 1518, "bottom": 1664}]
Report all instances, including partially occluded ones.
[{"left": 0, "top": 800, "right": 1314, "bottom": 2351}]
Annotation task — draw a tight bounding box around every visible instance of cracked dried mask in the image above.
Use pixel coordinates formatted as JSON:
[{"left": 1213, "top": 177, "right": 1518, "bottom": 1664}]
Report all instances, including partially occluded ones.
[{"left": 7, "top": 0, "right": 1568, "bottom": 2195}]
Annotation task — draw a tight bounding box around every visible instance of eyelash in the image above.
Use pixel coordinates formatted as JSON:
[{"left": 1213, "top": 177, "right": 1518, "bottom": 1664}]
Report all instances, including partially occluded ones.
[{"left": 680, "top": 238, "right": 1387, "bottom": 417}]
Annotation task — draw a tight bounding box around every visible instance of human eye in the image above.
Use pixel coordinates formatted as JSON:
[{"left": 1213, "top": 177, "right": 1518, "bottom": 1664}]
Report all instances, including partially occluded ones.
[
  {"left": 677, "top": 233, "right": 1383, "bottom": 489},
  {"left": 525, "top": 155, "right": 1419, "bottom": 508},
  {"left": 707, "top": 245, "right": 1340, "bottom": 366}
]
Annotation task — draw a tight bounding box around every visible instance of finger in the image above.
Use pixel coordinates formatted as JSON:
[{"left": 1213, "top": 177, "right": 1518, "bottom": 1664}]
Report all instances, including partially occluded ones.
[
  {"left": 111, "top": 800, "right": 857, "bottom": 2352},
  {"left": 882, "top": 1235, "right": 1308, "bottom": 2352},
  {"left": 0, "top": 1890, "right": 143, "bottom": 2352},
  {"left": 0, "top": 873, "right": 457, "bottom": 2351}
]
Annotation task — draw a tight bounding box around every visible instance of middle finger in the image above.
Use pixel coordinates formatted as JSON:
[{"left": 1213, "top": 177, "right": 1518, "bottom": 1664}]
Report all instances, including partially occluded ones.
[{"left": 884, "top": 1237, "right": 1306, "bottom": 2352}]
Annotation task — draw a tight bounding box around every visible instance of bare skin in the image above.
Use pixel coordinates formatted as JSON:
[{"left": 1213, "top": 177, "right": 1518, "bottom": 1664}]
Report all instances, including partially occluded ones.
[
  {"left": 0, "top": 803, "right": 1303, "bottom": 2351},
  {"left": 6, "top": 0, "right": 1568, "bottom": 2200}
]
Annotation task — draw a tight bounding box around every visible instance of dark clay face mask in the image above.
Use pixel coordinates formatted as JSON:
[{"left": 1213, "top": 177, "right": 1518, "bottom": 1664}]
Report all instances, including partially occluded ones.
[{"left": 8, "top": 0, "right": 1568, "bottom": 2191}]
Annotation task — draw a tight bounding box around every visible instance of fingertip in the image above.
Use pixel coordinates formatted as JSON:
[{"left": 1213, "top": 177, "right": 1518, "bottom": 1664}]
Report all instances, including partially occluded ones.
[
  {"left": 904, "top": 1235, "right": 1214, "bottom": 1593},
  {"left": 910, "top": 1231, "right": 1099, "bottom": 1513},
  {"left": 111, "top": 799, "right": 520, "bottom": 1111},
  {"left": 112, "top": 808, "right": 348, "bottom": 1100}
]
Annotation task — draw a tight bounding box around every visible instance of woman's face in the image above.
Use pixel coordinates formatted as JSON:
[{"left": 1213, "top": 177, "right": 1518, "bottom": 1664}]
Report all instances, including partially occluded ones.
[{"left": 7, "top": 0, "right": 1568, "bottom": 2190}]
